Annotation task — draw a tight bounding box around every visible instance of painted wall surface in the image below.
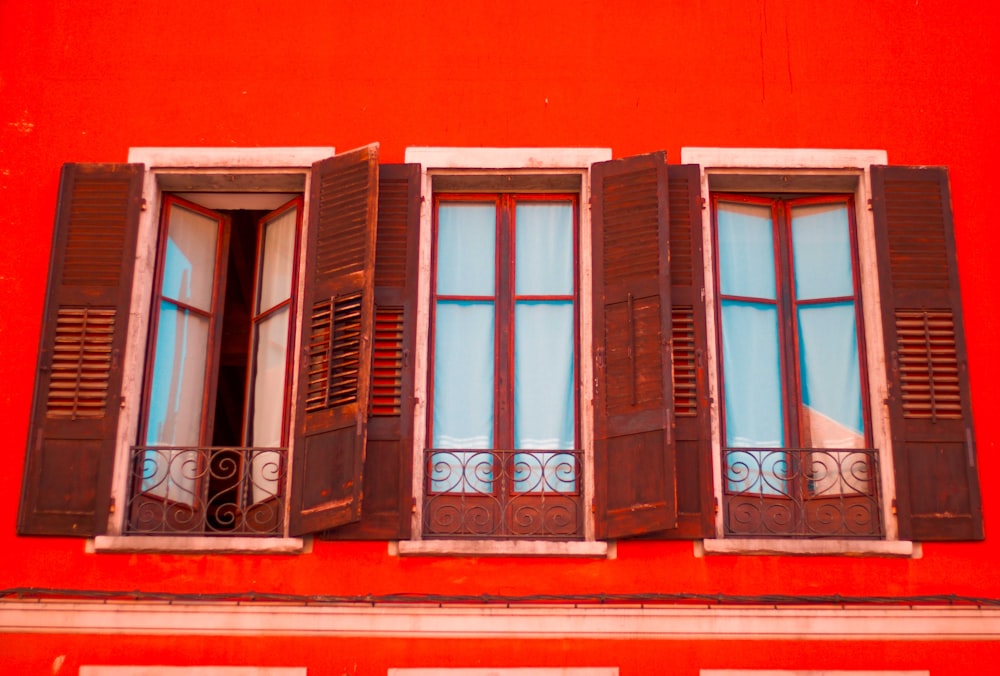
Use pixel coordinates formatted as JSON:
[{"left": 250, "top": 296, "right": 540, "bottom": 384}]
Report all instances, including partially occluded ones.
[
  {"left": 1, "top": 0, "right": 999, "bottom": 669},
  {"left": 4, "top": 636, "right": 1000, "bottom": 676}
]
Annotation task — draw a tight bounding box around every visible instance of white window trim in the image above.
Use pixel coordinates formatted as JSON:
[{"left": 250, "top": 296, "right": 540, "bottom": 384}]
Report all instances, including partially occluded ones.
[
  {"left": 701, "top": 672, "right": 929, "bottom": 676},
  {"left": 399, "top": 147, "right": 611, "bottom": 556},
  {"left": 680, "top": 147, "right": 907, "bottom": 554},
  {"left": 389, "top": 671, "right": 618, "bottom": 676},
  {"left": 81, "top": 668, "right": 307, "bottom": 676},
  {"left": 93, "top": 147, "right": 334, "bottom": 553}
]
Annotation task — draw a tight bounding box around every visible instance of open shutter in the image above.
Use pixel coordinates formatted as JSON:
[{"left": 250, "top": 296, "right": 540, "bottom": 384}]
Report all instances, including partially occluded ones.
[
  {"left": 18, "top": 163, "right": 143, "bottom": 536},
  {"left": 660, "top": 164, "right": 714, "bottom": 538},
  {"left": 290, "top": 145, "right": 379, "bottom": 536},
  {"left": 322, "top": 163, "right": 420, "bottom": 539},
  {"left": 592, "top": 151, "right": 677, "bottom": 539},
  {"left": 872, "top": 165, "right": 983, "bottom": 541}
]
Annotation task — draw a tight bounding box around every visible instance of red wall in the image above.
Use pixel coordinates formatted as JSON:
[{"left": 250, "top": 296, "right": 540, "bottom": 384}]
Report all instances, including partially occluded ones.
[
  {"left": 2, "top": 0, "right": 999, "bottom": 614},
  {"left": 4, "top": 635, "right": 1000, "bottom": 676}
]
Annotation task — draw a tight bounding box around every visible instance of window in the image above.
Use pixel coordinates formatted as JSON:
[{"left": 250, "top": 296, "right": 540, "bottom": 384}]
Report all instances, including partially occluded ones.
[
  {"left": 17, "top": 146, "right": 407, "bottom": 544},
  {"left": 712, "top": 193, "right": 879, "bottom": 537},
  {"left": 404, "top": 148, "right": 708, "bottom": 549},
  {"left": 128, "top": 194, "right": 302, "bottom": 535},
  {"left": 684, "top": 147, "right": 983, "bottom": 543},
  {"left": 424, "top": 192, "right": 581, "bottom": 538}
]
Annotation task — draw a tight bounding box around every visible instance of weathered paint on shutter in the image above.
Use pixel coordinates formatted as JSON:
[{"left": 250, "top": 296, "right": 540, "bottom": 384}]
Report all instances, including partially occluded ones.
[
  {"left": 18, "top": 163, "right": 143, "bottom": 536},
  {"left": 322, "top": 163, "right": 419, "bottom": 540},
  {"left": 872, "top": 165, "right": 983, "bottom": 541},
  {"left": 592, "top": 151, "right": 677, "bottom": 539},
  {"left": 661, "top": 164, "right": 715, "bottom": 538},
  {"left": 289, "top": 145, "right": 379, "bottom": 536}
]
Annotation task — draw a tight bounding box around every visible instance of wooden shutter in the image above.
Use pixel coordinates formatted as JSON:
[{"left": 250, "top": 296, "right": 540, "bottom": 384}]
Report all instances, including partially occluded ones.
[
  {"left": 18, "top": 163, "right": 143, "bottom": 536},
  {"left": 872, "top": 165, "right": 983, "bottom": 541},
  {"left": 592, "top": 151, "right": 677, "bottom": 539},
  {"left": 290, "top": 145, "right": 379, "bottom": 536},
  {"left": 659, "top": 164, "right": 714, "bottom": 538},
  {"left": 322, "top": 164, "right": 419, "bottom": 539}
]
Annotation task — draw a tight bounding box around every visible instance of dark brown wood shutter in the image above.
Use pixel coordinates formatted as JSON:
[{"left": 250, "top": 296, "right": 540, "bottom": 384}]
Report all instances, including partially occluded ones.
[
  {"left": 872, "top": 165, "right": 983, "bottom": 541},
  {"left": 290, "top": 145, "right": 379, "bottom": 536},
  {"left": 322, "top": 164, "right": 419, "bottom": 539},
  {"left": 659, "top": 164, "right": 714, "bottom": 538},
  {"left": 18, "top": 163, "right": 143, "bottom": 536},
  {"left": 592, "top": 151, "right": 677, "bottom": 539}
]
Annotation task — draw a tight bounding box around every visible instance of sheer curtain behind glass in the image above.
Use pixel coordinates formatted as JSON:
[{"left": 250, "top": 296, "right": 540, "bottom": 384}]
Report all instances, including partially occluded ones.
[
  {"left": 513, "top": 202, "right": 575, "bottom": 492},
  {"left": 143, "top": 202, "right": 220, "bottom": 503},
  {"left": 431, "top": 203, "right": 496, "bottom": 493},
  {"left": 250, "top": 203, "right": 297, "bottom": 503}
]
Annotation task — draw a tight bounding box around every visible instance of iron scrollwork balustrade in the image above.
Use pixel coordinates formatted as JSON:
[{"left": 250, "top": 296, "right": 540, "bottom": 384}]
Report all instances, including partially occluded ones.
[
  {"left": 126, "top": 446, "right": 287, "bottom": 536},
  {"left": 423, "top": 449, "right": 584, "bottom": 539},
  {"left": 723, "top": 447, "right": 883, "bottom": 538}
]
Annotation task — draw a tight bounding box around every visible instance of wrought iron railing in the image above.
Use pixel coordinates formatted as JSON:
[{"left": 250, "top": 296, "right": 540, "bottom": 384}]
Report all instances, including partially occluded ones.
[
  {"left": 423, "top": 449, "right": 584, "bottom": 539},
  {"left": 126, "top": 446, "right": 287, "bottom": 536},
  {"left": 723, "top": 447, "right": 883, "bottom": 538}
]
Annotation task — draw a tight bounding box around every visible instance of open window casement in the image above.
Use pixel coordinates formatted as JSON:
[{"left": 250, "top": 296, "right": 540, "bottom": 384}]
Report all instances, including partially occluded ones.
[{"left": 17, "top": 146, "right": 422, "bottom": 540}]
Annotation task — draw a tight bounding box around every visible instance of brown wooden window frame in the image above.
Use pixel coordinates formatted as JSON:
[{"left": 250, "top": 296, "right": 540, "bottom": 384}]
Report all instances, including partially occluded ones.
[
  {"left": 423, "top": 191, "right": 583, "bottom": 539},
  {"left": 710, "top": 191, "right": 882, "bottom": 538}
]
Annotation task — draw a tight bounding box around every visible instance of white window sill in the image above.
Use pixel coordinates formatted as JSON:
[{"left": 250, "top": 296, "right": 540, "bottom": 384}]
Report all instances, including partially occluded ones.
[
  {"left": 696, "top": 538, "right": 918, "bottom": 558},
  {"left": 394, "top": 539, "right": 612, "bottom": 558},
  {"left": 90, "top": 535, "right": 308, "bottom": 554}
]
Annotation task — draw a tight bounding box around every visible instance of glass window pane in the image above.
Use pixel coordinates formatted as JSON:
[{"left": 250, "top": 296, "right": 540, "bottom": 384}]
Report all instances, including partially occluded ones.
[
  {"left": 162, "top": 203, "right": 219, "bottom": 311},
  {"left": 515, "top": 202, "right": 574, "bottom": 295},
  {"left": 797, "top": 301, "right": 865, "bottom": 448},
  {"left": 436, "top": 203, "right": 496, "bottom": 295},
  {"left": 432, "top": 300, "right": 495, "bottom": 449},
  {"left": 251, "top": 306, "right": 291, "bottom": 448},
  {"left": 792, "top": 202, "right": 855, "bottom": 300},
  {"left": 514, "top": 300, "right": 575, "bottom": 493},
  {"left": 145, "top": 301, "right": 210, "bottom": 447},
  {"left": 514, "top": 300, "right": 574, "bottom": 450},
  {"left": 720, "top": 299, "right": 784, "bottom": 447},
  {"left": 257, "top": 206, "right": 296, "bottom": 312},
  {"left": 717, "top": 201, "right": 776, "bottom": 300}
]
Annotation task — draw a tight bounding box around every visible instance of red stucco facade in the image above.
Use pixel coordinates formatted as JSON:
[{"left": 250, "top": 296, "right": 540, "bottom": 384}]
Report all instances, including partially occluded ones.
[{"left": 2, "top": 1, "right": 999, "bottom": 673}]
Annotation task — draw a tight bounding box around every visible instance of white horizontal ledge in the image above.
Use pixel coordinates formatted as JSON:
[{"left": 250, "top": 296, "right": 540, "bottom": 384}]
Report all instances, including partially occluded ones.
[
  {"left": 91, "top": 536, "right": 306, "bottom": 554},
  {"left": 395, "top": 540, "right": 610, "bottom": 558},
  {"left": 405, "top": 147, "right": 612, "bottom": 169},
  {"left": 4, "top": 602, "right": 1000, "bottom": 640},
  {"left": 697, "top": 539, "right": 915, "bottom": 558}
]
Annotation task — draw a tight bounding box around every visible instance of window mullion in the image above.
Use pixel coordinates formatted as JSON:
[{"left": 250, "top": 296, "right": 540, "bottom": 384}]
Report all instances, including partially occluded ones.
[
  {"left": 495, "top": 194, "right": 514, "bottom": 452},
  {"left": 774, "top": 200, "right": 802, "bottom": 451}
]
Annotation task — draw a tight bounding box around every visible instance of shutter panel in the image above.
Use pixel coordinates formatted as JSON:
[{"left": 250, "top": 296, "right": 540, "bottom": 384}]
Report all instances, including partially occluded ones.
[
  {"left": 872, "top": 165, "right": 983, "bottom": 541},
  {"left": 290, "top": 145, "right": 379, "bottom": 536},
  {"left": 592, "top": 151, "right": 677, "bottom": 539},
  {"left": 322, "top": 163, "right": 419, "bottom": 539},
  {"left": 18, "top": 163, "right": 143, "bottom": 536},
  {"left": 660, "top": 164, "right": 714, "bottom": 538}
]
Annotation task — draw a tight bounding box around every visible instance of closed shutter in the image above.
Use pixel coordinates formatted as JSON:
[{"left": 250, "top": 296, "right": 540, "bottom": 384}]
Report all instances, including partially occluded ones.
[
  {"left": 323, "top": 163, "right": 420, "bottom": 539},
  {"left": 592, "top": 151, "right": 677, "bottom": 539},
  {"left": 289, "top": 145, "right": 379, "bottom": 536},
  {"left": 18, "top": 163, "right": 144, "bottom": 536},
  {"left": 872, "top": 165, "right": 983, "bottom": 541}
]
